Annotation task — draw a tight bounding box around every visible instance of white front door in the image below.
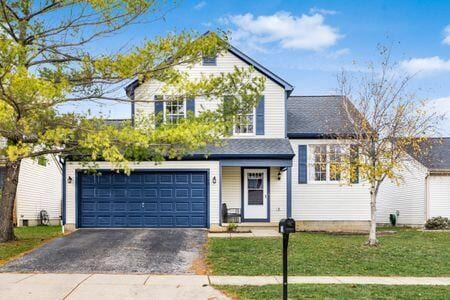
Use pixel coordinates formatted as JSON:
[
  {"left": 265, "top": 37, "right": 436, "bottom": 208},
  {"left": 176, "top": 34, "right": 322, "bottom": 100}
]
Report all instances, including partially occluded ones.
[{"left": 243, "top": 169, "right": 268, "bottom": 220}]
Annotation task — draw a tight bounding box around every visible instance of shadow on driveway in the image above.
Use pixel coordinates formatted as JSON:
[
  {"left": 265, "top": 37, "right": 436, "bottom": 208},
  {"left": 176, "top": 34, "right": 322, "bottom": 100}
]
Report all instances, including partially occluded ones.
[{"left": 0, "top": 229, "right": 207, "bottom": 274}]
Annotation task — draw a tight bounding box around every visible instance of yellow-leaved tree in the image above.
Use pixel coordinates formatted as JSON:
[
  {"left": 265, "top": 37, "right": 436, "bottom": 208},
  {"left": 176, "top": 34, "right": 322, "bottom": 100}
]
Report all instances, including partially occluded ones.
[
  {"left": 335, "top": 47, "right": 443, "bottom": 246},
  {"left": 0, "top": 0, "right": 265, "bottom": 242}
]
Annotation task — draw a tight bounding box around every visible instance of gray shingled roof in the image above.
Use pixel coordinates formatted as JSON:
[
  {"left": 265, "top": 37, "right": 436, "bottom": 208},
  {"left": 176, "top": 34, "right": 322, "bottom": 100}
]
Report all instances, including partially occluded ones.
[
  {"left": 191, "top": 138, "right": 294, "bottom": 159},
  {"left": 408, "top": 138, "right": 450, "bottom": 171},
  {"left": 287, "top": 95, "right": 357, "bottom": 138}
]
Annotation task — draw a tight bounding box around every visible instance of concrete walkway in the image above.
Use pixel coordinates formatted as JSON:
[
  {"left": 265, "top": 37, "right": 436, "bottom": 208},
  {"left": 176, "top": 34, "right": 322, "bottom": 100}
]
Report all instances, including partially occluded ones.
[
  {"left": 0, "top": 273, "right": 228, "bottom": 300},
  {"left": 209, "top": 275, "right": 450, "bottom": 286},
  {"left": 208, "top": 229, "right": 280, "bottom": 238},
  {"left": 0, "top": 273, "right": 449, "bottom": 299}
]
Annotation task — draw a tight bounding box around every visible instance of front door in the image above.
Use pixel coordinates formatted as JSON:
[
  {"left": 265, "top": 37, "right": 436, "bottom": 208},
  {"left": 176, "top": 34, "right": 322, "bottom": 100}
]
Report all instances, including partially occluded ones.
[{"left": 243, "top": 169, "right": 268, "bottom": 221}]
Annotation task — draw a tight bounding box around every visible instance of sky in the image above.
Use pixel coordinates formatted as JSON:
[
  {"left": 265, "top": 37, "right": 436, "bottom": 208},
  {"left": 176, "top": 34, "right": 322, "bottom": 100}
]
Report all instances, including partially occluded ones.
[{"left": 71, "top": 0, "right": 450, "bottom": 135}]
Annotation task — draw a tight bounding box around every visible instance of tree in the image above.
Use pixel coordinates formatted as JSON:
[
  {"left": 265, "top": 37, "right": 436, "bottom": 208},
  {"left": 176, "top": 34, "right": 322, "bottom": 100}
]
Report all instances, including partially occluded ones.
[
  {"left": 0, "top": 0, "right": 265, "bottom": 242},
  {"left": 335, "top": 47, "right": 442, "bottom": 246}
]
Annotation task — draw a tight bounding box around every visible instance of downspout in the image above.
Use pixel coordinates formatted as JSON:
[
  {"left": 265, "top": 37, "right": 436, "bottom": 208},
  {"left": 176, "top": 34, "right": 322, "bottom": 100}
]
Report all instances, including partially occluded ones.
[{"left": 59, "top": 156, "right": 66, "bottom": 226}]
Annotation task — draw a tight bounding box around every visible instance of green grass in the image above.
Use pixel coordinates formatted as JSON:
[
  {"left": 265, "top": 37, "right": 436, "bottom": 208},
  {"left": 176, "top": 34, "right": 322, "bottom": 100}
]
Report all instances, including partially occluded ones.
[
  {"left": 207, "top": 228, "right": 450, "bottom": 276},
  {"left": 0, "top": 226, "right": 62, "bottom": 265},
  {"left": 216, "top": 284, "right": 450, "bottom": 300}
]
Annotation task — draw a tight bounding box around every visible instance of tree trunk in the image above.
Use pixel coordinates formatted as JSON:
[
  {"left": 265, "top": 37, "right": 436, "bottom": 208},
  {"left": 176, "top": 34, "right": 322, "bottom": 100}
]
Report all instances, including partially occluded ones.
[
  {"left": 0, "top": 160, "right": 21, "bottom": 242},
  {"left": 368, "top": 182, "right": 378, "bottom": 246}
]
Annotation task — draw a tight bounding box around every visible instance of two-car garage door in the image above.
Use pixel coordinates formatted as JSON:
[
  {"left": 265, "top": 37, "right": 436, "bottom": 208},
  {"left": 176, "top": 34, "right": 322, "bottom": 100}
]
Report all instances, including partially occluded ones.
[{"left": 78, "top": 171, "right": 208, "bottom": 228}]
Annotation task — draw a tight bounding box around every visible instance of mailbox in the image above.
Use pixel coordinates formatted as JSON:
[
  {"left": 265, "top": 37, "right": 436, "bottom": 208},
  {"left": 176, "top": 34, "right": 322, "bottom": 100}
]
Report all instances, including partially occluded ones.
[{"left": 279, "top": 218, "right": 296, "bottom": 234}]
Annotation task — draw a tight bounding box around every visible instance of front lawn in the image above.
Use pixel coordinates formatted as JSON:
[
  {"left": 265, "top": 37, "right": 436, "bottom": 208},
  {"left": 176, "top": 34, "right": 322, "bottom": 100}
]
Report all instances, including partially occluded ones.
[
  {"left": 217, "top": 284, "right": 450, "bottom": 300},
  {"left": 0, "top": 226, "right": 62, "bottom": 265},
  {"left": 207, "top": 228, "right": 450, "bottom": 276}
]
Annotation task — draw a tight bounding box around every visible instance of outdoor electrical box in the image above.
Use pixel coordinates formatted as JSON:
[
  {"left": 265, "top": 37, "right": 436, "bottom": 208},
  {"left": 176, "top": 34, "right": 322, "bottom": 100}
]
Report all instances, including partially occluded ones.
[
  {"left": 279, "top": 218, "right": 296, "bottom": 300},
  {"left": 279, "top": 218, "right": 296, "bottom": 234}
]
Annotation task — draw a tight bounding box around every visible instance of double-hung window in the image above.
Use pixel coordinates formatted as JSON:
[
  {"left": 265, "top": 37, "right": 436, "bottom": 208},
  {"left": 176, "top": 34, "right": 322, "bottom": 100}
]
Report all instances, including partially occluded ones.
[
  {"left": 234, "top": 110, "right": 255, "bottom": 135},
  {"left": 309, "top": 144, "right": 344, "bottom": 183},
  {"left": 157, "top": 95, "right": 186, "bottom": 124}
]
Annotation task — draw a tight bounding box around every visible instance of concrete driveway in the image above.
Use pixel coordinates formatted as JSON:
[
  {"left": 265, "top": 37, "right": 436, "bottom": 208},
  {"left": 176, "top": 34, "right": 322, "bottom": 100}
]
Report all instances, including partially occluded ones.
[{"left": 0, "top": 229, "right": 207, "bottom": 274}]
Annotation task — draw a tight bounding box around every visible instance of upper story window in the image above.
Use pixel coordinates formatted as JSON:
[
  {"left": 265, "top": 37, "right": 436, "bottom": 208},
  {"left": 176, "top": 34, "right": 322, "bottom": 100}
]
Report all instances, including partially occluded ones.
[
  {"left": 155, "top": 95, "right": 186, "bottom": 124},
  {"left": 234, "top": 109, "right": 255, "bottom": 135},
  {"left": 202, "top": 56, "right": 217, "bottom": 66},
  {"left": 309, "top": 144, "right": 344, "bottom": 182},
  {"left": 165, "top": 99, "right": 186, "bottom": 124}
]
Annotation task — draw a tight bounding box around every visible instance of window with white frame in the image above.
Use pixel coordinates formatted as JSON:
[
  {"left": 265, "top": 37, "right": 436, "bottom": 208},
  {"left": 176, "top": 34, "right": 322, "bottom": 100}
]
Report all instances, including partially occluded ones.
[
  {"left": 309, "top": 144, "right": 344, "bottom": 182},
  {"left": 234, "top": 109, "right": 255, "bottom": 134},
  {"left": 161, "top": 96, "right": 186, "bottom": 124}
]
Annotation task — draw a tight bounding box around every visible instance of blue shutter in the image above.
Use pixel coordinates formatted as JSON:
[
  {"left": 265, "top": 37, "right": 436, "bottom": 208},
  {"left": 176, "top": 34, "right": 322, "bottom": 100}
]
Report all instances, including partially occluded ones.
[
  {"left": 298, "top": 145, "right": 307, "bottom": 184},
  {"left": 186, "top": 98, "right": 195, "bottom": 117},
  {"left": 223, "top": 96, "right": 234, "bottom": 135},
  {"left": 255, "top": 96, "right": 265, "bottom": 135},
  {"left": 154, "top": 95, "right": 164, "bottom": 127},
  {"left": 0, "top": 167, "right": 5, "bottom": 189},
  {"left": 350, "top": 145, "right": 359, "bottom": 184}
]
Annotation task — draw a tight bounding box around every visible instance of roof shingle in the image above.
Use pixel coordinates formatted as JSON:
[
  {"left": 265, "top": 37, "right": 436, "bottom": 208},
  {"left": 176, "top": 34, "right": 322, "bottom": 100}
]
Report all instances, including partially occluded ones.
[
  {"left": 408, "top": 138, "right": 450, "bottom": 171},
  {"left": 287, "top": 95, "right": 357, "bottom": 138},
  {"left": 191, "top": 138, "right": 294, "bottom": 159}
]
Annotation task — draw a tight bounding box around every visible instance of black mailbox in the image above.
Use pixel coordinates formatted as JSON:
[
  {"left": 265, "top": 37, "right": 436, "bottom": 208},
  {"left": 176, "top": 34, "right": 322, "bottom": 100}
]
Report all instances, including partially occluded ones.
[{"left": 279, "top": 218, "right": 296, "bottom": 234}]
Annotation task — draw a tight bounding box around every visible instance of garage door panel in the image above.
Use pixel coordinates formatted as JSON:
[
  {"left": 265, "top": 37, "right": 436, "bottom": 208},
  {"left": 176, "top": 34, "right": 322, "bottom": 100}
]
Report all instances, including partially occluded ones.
[
  {"left": 113, "top": 216, "right": 127, "bottom": 227},
  {"left": 78, "top": 171, "right": 208, "bottom": 228},
  {"left": 191, "top": 216, "right": 206, "bottom": 227},
  {"left": 160, "top": 202, "right": 174, "bottom": 212},
  {"left": 160, "top": 189, "right": 173, "bottom": 198},
  {"left": 143, "top": 202, "right": 158, "bottom": 212},
  {"left": 176, "top": 202, "right": 189, "bottom": 212}
]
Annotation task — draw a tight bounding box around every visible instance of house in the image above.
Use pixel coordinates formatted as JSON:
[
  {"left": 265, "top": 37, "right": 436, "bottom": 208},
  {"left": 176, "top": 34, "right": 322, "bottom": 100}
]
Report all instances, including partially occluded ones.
[
  {"left": 378, "top": 138, "right": 450, "bottom": 226},
  {"left": 0, "top": 154, "right": 62, "bottom": 227},
  {"left": 62, "top": 43, "right": 371, "bottom": 232}
]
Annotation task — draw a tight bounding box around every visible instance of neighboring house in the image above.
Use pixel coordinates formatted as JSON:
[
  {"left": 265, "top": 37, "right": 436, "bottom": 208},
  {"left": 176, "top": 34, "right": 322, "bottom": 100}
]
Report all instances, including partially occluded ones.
[
  {"left": 378, "top": 138, "right": 450, "bottom": 226},
  {"left": 62, "top": 42, "right": 371, "bottom": 232},
  {"left": 0, "top": 154, "right": 63, "bottom": 227}
]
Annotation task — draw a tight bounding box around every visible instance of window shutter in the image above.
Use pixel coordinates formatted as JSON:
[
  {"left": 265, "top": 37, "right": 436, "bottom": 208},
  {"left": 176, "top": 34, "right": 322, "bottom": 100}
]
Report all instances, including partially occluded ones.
[
  {"left": 298, "top": 145, "right": 308, "bottom": 184},
  {"left": 223, "top": 96, "right": 234, "bottom": 135},
  {"left": 0, "top": 167, "right": 5, "bottom": 189},
  {"left": 186, "top": 98, "right": 195, "bottom": 117},
  {"left": 154, "top": 95, "right": 164, "bottom": 127},
  {"left": 256, "top": 96, "right": 265, "bottom": 135},
  {"left": 350, "top": 145, "right": 359, "bottom": 184}
]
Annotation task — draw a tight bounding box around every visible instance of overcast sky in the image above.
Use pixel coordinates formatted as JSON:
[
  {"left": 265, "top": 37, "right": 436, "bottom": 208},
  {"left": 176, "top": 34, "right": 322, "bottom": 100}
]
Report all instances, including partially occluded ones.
[{"left": 60, "top": 0, "right": 450, "bottom": 135}]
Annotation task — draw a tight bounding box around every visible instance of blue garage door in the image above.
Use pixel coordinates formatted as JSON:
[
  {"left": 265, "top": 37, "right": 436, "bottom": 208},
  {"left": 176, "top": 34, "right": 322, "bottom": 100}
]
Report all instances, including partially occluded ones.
[{"left": 78, "top": 171, "right": 208, "bottom": 228}]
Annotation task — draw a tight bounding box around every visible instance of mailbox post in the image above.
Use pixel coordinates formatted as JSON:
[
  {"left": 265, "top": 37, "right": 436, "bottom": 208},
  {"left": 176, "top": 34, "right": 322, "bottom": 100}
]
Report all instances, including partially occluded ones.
[{"left": 279, "top": 218, "right": 296, "bottom": 300}]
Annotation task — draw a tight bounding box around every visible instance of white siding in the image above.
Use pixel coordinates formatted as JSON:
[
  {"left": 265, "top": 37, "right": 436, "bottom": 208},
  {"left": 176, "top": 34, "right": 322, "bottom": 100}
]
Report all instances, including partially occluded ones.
[
  {"left": 270, "top": 167, "right": 287, "bottom": 221},
  {"left": 134, "top": 51, "right": 286, "bottom": 138},
  {"left": 221, "top": 167, "right": 286, "bottom": 222},
  {"left": 377, "top": 159, "right": 427, "bottom": 225},
  {"left": 65, "top": 160, "right": 220, "bottom": 226},
  {"left": 428, "top": 175, "right": 450, "bottom": 219},
  {"left": 16, "top": 155, "right": 62, "bottom": 224},
  {"left": 290, "top": 139, "right": 371, "bottom": 221},
  {"left": 222, "top": 167, "right": 241, "bottom": 210}
]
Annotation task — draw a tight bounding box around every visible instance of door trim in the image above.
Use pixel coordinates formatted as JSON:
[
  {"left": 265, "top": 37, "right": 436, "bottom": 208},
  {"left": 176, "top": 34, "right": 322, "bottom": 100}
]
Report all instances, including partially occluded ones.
[
  {"left": 76, "top": 169, "right": 210, "bottom": 229},
  {"left": 241, "top": 167, "right": 270, "bottom": 222}
]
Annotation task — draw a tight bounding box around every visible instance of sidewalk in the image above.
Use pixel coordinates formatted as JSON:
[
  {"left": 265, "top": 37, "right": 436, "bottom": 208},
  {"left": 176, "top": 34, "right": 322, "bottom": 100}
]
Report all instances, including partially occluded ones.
[
  {"left": 0, "top": 273, "right": 449, "bottom": 300},
  {"left": 0, "top": 273, "right": 228, "bottom": 300},
  {"left": 209, "top": 275, "right": 450, "bottom": 286}
]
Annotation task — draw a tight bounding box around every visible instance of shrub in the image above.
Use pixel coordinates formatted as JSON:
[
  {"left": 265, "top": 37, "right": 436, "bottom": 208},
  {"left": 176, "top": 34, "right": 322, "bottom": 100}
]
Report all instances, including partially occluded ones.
[
  {"left": 425, "top": 217, "right": 449, "bottom": 230},
  {"left": 227, "top": 222, "right": 238, "bottom": 232}
]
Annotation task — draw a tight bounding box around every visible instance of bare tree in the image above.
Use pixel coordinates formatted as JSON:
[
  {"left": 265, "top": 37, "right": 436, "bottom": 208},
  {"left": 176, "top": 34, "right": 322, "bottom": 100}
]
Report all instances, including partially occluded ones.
[{"left": 336, "top": 47, "right": 443, "bottom": 246}]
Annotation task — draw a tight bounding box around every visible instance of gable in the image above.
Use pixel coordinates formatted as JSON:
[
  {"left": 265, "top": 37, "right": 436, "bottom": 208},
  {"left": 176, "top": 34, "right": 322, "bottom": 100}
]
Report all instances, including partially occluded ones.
[{"left": 125, "top": 44, "right": 293, "bottom": 98}]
